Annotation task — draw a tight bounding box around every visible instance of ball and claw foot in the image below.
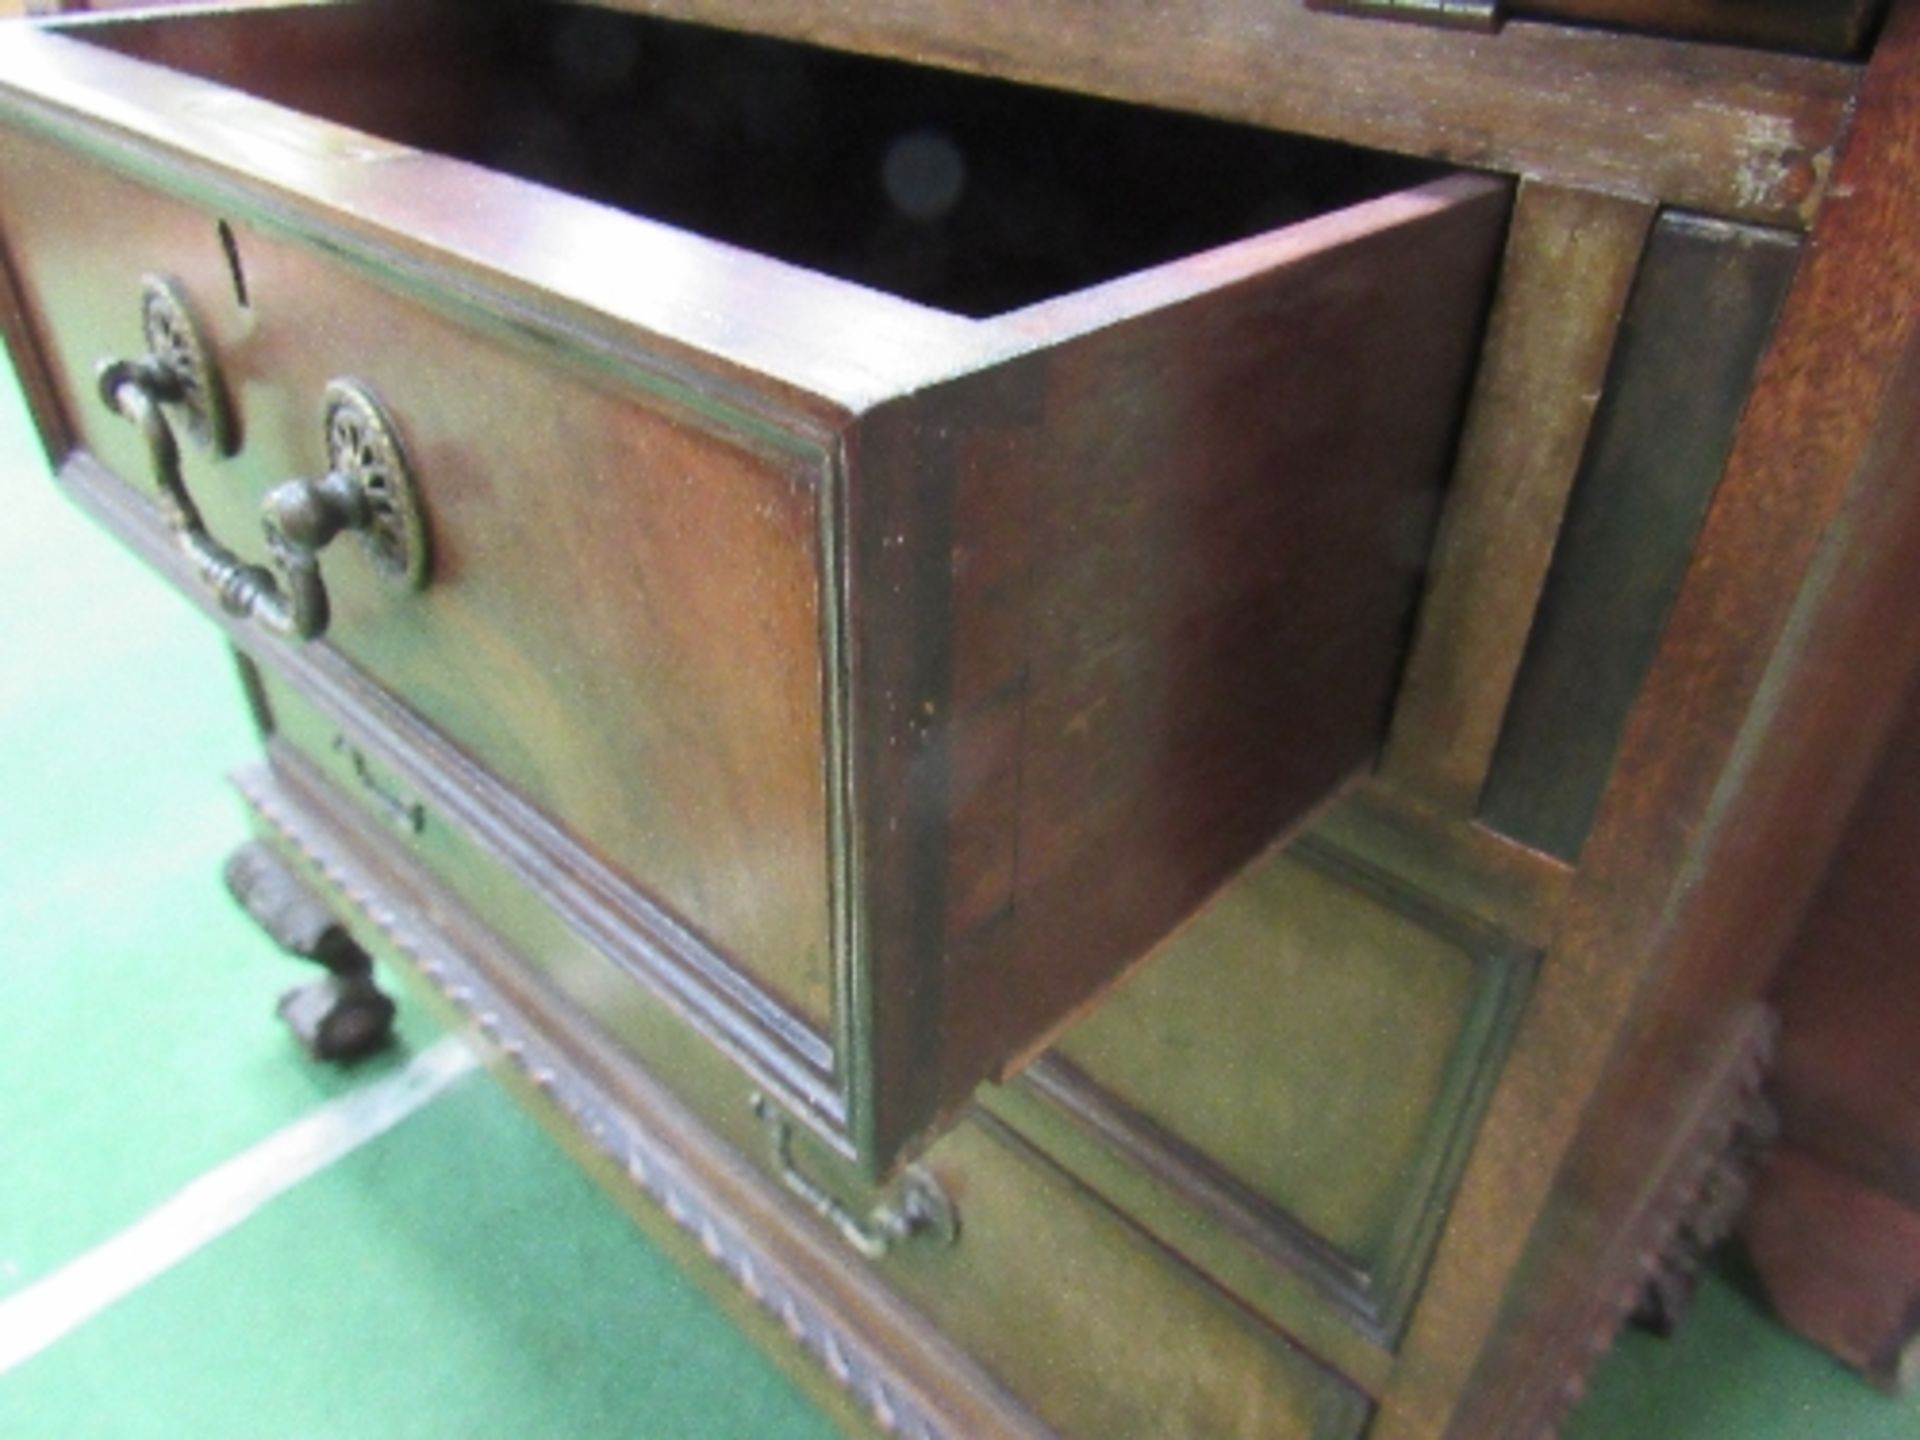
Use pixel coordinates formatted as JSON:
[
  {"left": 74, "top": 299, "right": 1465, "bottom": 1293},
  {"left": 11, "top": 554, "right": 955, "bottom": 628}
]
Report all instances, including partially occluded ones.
[{"left": 223, "top": 840, "right": 396, "bottom": 1063}]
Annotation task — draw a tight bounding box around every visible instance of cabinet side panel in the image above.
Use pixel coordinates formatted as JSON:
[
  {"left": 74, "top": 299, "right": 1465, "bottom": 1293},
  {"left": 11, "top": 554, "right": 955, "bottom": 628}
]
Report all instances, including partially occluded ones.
[
  {"left": 1389, "top": 6, "right": 1920, "bottom": 1432},
  {"left": 1477, "top": 214, "right": 1801, "bottom": 860}
]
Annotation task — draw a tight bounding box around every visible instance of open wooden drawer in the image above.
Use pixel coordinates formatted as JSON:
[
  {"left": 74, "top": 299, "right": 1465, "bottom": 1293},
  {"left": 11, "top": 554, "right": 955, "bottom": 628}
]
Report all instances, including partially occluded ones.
[{"left": 0, "top": 0, "right": 1507, "bottom": 1174}]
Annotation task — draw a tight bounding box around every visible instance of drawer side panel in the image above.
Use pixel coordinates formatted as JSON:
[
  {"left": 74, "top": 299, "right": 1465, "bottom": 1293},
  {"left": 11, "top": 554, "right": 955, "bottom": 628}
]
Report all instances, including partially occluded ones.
[{"left": 845, "top": 178, "right": 1512, "bottom": 1164}]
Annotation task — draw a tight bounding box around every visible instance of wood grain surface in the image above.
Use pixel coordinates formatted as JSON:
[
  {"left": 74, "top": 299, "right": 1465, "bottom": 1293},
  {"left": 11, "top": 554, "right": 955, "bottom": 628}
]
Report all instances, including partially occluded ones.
[
  {"left": 1515, "top": 0, "right": 1884, "bottom": 54},
  {"left": 1744, "top": 660, "right": 1920, "bottom": 1384},
  {"left": 1768, "top": 671, "right": 1920, "bottom": 1210},
  {"left": 0, "top": 130, "right": 848, "bottom": 1035},
  {"left": 1381, "top": 2, "right": 1920, "bottom": 1433},
  {"left": 1382, "top": 183, "right": 1651, "bottom": 813},
  {"left": 233, "top": 750, "right": 1054, "bottom": 1440},
  {"left": 1746, "top": 1146, "right": 1920, "bottom": 1388},
  {"left": 4, "top": 1, "right": 1898, "bottom": 1433},
  {"left": 0, "top": 3, "right": 1511, "bottom": 1175},
  {"left": 600, "top": 0, "right": 1857, "bottom": 226},
  {"left": 1478, "top": 213, "right": 1803, "bottom": 858},
  {"left": 847, "top": 178, "right": 1509, "bottom": 1166},
  {"left": 243, "top": 732, "right": 1380, "bottom": 1440}
]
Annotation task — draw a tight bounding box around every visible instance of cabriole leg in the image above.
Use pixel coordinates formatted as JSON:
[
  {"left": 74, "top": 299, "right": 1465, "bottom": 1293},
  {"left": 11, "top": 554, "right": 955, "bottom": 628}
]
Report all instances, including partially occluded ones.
[{"left": 222, "top": 838, "right": 395, "bottom": 1062}]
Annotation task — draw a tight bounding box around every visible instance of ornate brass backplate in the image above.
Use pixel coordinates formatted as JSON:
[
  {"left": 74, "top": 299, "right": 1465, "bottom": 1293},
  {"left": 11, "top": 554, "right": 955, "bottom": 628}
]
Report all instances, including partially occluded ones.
[{"left": 99, "top": 276, "right": 429, "bottom": 641}]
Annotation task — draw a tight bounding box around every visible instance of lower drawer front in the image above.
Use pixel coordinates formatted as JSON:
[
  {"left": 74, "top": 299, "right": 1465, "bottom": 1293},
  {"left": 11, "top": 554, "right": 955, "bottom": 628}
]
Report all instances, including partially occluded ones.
[
  {"left": 247, "top": 672, "right": 1372, "bottom": 1440},
  {"left": 247, "top": 664, "right": 829, "bottom": 1140},
  {"left": 891, "top": 1119, "right": 1373, "bottom": 1440}
]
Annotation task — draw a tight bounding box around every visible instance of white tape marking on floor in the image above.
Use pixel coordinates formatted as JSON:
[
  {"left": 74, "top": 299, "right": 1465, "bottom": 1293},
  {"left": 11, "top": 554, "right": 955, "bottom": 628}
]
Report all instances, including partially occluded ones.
[{"left": 0, "top": 1035, "right": 478, "bottom": 1376}]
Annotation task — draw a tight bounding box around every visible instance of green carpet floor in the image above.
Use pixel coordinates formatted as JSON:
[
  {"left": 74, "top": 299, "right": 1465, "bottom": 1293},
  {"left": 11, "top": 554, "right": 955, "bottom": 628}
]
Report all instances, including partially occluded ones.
[{"left": 2, "top": 346, "right": 1914, "bottom": 1439}]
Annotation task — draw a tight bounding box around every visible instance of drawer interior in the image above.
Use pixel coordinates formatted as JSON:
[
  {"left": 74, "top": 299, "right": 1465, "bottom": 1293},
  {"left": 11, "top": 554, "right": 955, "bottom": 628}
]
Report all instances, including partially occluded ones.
[{"left": 74, "top": 0, "right": 1444, "bottom": 317}]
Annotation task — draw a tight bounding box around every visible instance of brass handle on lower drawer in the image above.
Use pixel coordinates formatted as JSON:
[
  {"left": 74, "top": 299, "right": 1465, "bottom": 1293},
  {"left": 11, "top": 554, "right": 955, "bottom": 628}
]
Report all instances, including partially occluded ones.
[
  {"left": 98, "top": 276, "right": 427, "bottom": 642},
  {"left": 751, "top": 1094, "right": 959, "bottom": 1259}
]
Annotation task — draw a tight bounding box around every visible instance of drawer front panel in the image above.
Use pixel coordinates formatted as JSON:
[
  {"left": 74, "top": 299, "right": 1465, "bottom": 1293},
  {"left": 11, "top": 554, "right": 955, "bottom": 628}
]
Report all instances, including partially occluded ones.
[
  {"left": 250, "top": 663, "right": 843, "bottom": 1137},
  {"left": 886, "top": 1117, "right": 1372, "bottom": 1440},
  {"left": 1007, "top": 836, "right": 1536, "bottom": 1343},
  {"left": 0, "top": 130, "right": 839, "bottom": 1037}
]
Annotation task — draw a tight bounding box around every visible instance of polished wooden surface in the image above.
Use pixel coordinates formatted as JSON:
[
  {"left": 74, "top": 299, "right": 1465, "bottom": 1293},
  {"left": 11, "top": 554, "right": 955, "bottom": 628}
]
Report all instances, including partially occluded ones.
[
  {"left": 83, "top": 4, "right": 1442, "bottom": 318},
  {"left": 1747, "top": 667, "right": 1920, "bottom": 1384},
  {"left": 1480, "top": 213, "right": 1802, "bottom": 858},
  {"left": 61, "top": 436, "right": 1525, "bottom": 1434},
  {"left": 230, "top": 688, "right": 1383, "bottom": 1440},
  {"left": 1770, "top": 679, "right": 1920, "bottom": 1210},
  {"left": 1747, "top": 1148, "right": 1920, "bottom": 1389},
  {"left": 595, "top": 0, "right": 1855, "bottom": 227},
  {"left": 894, "top": 1115, "right": 1374, "bottom": 1440},
  {"left": 851, "top": 176, "right": 1507, "bottom": 1162},
  {"left": 1516, "top": 0, "right": 1884, "bottom": 54},
  {"left": 1041, "top": 836, "right": 1532, "bottom": 1342},
  {"left": 1420, "top": 3, "right": 1920, "bottom": 1432},
  {"left": 233, "top": 743, "right": 1055, "bottom": 1440},
  {"left": 5, "top": 2, "right": 1917, "bottom": 1438},
  {"left": 55, "top": 457, "right": 851, "bottom": 1138},
  {"left": 1381, "top": 182, "right": 1651, "bottom": 812},
  {"left": 0, "top": 10, "right": 996, "bottom": 413},
  {"left": 0, "top": 3, "right": 1508, "bottom": 1174},
  {"left": 0, "top": 130, "right": 845, "bottom": 1037},
  {"left": 1054, "top": 853, "right": 1485, "bottom": 1275}
]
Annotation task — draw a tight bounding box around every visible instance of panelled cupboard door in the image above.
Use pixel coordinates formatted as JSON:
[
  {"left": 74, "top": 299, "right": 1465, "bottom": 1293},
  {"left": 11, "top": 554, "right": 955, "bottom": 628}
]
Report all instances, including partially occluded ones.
[{"left": 0, "top": 0, "right": 1508, "bottom": 1173}]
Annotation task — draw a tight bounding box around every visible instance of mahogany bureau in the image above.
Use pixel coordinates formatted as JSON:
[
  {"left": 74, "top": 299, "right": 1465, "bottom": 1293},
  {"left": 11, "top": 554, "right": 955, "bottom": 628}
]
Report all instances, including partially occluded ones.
[{"left": 3, "top": 2, "right": 1918, "bottom": 1436}]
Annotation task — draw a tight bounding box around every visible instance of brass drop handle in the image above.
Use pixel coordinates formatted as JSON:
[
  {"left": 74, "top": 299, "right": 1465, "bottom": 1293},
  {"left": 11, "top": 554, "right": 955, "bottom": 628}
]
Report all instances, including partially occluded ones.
[
  {"left": 751, "top": 1094, "right": 959, "bottom": 1259},
  {"left": 98, "top": 276, "right": 427, "bottom": 643}
]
